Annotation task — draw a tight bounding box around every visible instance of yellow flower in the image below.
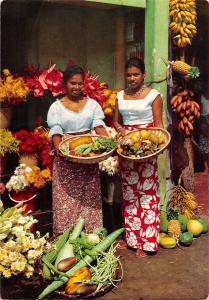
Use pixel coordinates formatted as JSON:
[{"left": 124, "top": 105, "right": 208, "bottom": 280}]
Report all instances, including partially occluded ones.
[
  {"left": 3, "top": 69, "right": 10, "bottom": 76},
  {"left": 8, "top": 251, "right": 19, "bottom": 262},
  {"left": 0, "top": 265, "right": 5, "bottom": 272},
  {"left": 22, "top": 240, "right": 32, "bottom": 252},
  {"left": 11, "top": 260, "right": 26, "bottom": 272},
  {"left": 5, "top": 240, "right": 16, "bottom": 249},
  {"left": 15, "top": 244, "right": 23, "bottom": 253},
  {"left": 104, "top": 107, "right": 113, "bottom": 116},
  {"left": 32, "top": 166, "right": 40, "bottom": 173},
  {"left": 24, "top": 270, "right": 33, "bottom": 278},
  {"left": 40, "top": 168, "right": 51, "bottom": 179},
  {"left": 2, "top": 268, "right": 12, "bottom": 278}
]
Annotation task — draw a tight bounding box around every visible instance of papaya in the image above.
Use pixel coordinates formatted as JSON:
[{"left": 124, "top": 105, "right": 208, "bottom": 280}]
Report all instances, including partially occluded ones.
[
  {"left": 179, "top": 232, "right": 193, "bottom": 246},
  {"left": 159, "top": 237, "right": 177, "bottom": 249},
  {"left": 178, "top": 214, "right": 188, "bottom": 232},
  {"left": 187, "top": 220, "right": 203, "bottom": 237},
  {"left": 69, "top": 137, "right": 93, "bottom": 150},
  {"left": 198, "top": 218, "right": 209, "bottom": 234},
  {"left": 160, "top": 211, "right": 168, "bottom": 233}
]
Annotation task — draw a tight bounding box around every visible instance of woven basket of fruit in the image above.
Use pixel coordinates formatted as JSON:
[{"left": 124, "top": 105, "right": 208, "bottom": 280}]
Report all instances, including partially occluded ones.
[
  {"left": 59, "top": 135, "right": 117, "bottom": 164},
  {"left": 117, "top": 127, "right": 171, "bottom": 162}
]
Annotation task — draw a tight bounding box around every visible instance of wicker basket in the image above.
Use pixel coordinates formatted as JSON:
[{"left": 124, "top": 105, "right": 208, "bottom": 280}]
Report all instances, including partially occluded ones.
[
  {"left": 117, "top": 127, "right": 171, "bottom": 162},
  {"left": 59, "top": 135, "right": 116, "bottom": 164}
]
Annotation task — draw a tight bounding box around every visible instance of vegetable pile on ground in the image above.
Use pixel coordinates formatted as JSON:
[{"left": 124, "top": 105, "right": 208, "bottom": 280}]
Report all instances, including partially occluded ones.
[
  {"left": 39, "top": 218, "right": 124, "bottom": 299},
  {"left": 159, "top": 179, "right": 208, "bottom": 249},
  {"left": 118, "top": 130, "right": 167, "bottom": 158},
  {"left": 68, "top": 136, "right": 117, "bottom": 157}
]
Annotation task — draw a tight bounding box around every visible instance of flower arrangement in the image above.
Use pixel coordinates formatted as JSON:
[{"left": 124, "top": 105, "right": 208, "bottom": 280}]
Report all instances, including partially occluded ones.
[
  {"left": 0, "top": 129, "right": 19, "bottom": 157},
  {"left": 99, "top": 156, "right": 119, "bottom": 176},
  {"left": 102, "top": 89, "right": 117, "bottom": 117},
  {"left": 14, "top": 130, "right": 53, "bottom": 169},
  {"left": 6, "top": 164, "right": 52, "bottom": 193},
  {"left": 0, "top": 201, "right": 50, "bottom": 278},
  {"left": 25, "top": 64, "right": 66, "bottom": 97},
  {"left": 0, "top": 69, "right": 30, "bottom": 105}
]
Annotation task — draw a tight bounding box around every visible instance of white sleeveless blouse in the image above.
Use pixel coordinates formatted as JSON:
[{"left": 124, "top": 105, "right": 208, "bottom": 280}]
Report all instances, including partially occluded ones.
[{"left": 117, "top": 89, "right": 160, "bottom": 125}]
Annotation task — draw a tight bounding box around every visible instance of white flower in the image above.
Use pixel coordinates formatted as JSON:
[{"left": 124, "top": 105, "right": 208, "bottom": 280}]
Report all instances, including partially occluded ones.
[
  {"left": 141, "top": 179, "right": 154, "bottom": 191},
  {"left": 127, "top": 232, "right": 138, "bottom": 247},
  {"left": 127, "top": 217, "right": 141, "bottom": 230},
  {"left": 144, "top": 210, "right": 156, "bottom": 224},
  {"left": 106, "top": 127, "right": 117, "bottom": 139},
  {"left": 125, "top": 202, "right": 138, "bottom": 216},
  {"left": 143, "top": 242, "right": 156, "bottom": 252},
  {"left": 145, "top": 226, "right": 156, "bottom": 238},
  {"left": 99, "top": 156, "right": 119, "bottom": 176},
  {"left": 140, "top": 194, "right": 153, "bottom": 210},
  {"left": 142, "top": 163, "right": 154, "bottom": 178},
  {"left": 125, "top": 171, "right": 139, "bottom": 185},
  {"left": 122, "top": 186, "right": 136, "bottom": 202}
]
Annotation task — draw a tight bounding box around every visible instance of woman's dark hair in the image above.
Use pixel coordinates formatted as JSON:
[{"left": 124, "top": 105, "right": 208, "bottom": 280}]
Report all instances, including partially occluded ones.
[
  {"left": 63, "top": 65, "right": 85, "bottom": 84},
  {"left": 125, "top": 58, "right": 145, "bottom": 74}
]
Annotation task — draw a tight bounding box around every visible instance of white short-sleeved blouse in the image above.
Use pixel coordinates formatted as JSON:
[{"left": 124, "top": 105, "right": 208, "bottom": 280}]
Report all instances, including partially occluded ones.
[
  {"left": 47, "top": 97, "right": 106, "bottom": 137},
  {"left": 117, "top": 89, "right": 160, "bottom": 125}
]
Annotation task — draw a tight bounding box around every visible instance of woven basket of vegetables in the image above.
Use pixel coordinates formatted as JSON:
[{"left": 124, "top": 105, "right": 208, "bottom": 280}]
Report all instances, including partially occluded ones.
[
  {"left": 39, "top": 218, "right": 124, "bottom": 300},
  {"left": 59, "top": 135, "right": 117, "bottom": 164},
  {"left": 117, "top": 127, "right": 171, "bottom": 162}
]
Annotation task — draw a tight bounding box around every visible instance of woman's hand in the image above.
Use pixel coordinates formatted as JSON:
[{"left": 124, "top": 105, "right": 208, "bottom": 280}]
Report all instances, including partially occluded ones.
[
  {"left": 52, "top": 134, "right": 62, "bottom": 155},
  {"left": 116, "top": 127, "right": 126, "bottom": 139}
]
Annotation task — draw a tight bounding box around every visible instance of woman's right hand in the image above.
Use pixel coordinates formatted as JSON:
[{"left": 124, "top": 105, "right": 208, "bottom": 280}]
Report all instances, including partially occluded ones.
[{"left": 116, "top": 127, "right": 126, "bottom": 139}]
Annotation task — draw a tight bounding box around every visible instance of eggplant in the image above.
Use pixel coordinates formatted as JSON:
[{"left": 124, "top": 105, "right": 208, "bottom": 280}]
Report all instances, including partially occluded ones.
[{"left": 57, "top": 257, "right": 77, "bottom": 272}]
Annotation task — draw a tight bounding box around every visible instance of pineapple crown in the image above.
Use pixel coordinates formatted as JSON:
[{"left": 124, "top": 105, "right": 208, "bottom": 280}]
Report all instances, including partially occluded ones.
[
  {"left": 188, "top": 67, "right": 200, "bottom": 79},
  {"left": 167, "top": 207, "right": 179, "bottom": 221}
]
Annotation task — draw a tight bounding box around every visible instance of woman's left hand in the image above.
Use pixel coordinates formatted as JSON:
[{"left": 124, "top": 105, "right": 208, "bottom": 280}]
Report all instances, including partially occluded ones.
[{"left": 95, "top": 126, "right": 108, "bottom": 137}]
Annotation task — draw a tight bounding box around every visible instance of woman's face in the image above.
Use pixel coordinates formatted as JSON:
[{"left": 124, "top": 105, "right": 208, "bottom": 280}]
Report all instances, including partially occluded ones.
[
  {"left": 126, "top": 66, "right": 145, "bottom": 90},
  {"left": 66, "top": 74, "right": 84, "bottom": 97}
]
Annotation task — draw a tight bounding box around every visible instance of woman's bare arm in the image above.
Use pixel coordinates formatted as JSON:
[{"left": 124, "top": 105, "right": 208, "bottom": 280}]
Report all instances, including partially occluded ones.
[{"left": 152, "top": 95, "right": 164, "bottom": 128}]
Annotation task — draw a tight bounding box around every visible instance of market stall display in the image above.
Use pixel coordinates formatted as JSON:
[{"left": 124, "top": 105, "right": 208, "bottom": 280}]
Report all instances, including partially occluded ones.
[
  {"left": 59, "top": 135, "right": 117, "bottom": 164},
  {"left": 38, "top": 218, "right": 124, "bottom": 299},
  {"left": 159, "top": 176, "right": 209, "bottom": 249}
]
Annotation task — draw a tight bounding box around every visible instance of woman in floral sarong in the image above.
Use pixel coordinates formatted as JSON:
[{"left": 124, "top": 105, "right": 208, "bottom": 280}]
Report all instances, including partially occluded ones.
[
  {"left": 47, "top": 65, "right": 107, "bottom": 236},
  {"left": 114, "top": 58, "right": 163, "bottom": 257}
]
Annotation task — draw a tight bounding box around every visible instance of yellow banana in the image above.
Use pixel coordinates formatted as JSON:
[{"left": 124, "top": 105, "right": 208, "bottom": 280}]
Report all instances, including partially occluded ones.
[{"left": 185, "top": 37, "right": 191, "bottom": 45}]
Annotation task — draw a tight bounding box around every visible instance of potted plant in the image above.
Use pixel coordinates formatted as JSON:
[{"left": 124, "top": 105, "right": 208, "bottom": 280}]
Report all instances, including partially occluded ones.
[
  {"left": 6, "top": 164, "right": 52, "bottom": 214},
  {"left": 0, "top": 69, "right": 30, "bottom": 129}
]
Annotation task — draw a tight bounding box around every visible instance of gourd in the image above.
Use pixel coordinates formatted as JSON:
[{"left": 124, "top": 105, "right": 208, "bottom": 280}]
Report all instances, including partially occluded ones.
[
  {"left": 187, "top": 220, "right": 203, "bottom": 237},
  {"left": 159, "top": 236, "right": 177, "bottom": 249}
]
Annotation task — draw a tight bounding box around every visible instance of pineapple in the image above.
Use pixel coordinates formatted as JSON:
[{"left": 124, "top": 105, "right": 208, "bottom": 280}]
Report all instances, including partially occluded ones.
[
  {"left": 168, "top": 220, "right": 181, "bottom": 239},
  {"left": 170, "top": 61, "right": 200, "bottom": 78}
]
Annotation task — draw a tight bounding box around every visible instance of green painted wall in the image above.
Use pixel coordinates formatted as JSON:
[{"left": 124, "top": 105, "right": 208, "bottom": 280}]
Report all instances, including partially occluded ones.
[{"left": 145, "top": 0, "right": 170, "bottom": 209}]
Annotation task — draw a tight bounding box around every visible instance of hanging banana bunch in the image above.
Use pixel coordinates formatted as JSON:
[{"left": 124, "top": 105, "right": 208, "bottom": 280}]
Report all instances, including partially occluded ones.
[
  {"left": 169, "top": 0, "right": 197, "bottom": 48},
  {"left": 171, "top": 88, "right": 200, "bottom": 136}
]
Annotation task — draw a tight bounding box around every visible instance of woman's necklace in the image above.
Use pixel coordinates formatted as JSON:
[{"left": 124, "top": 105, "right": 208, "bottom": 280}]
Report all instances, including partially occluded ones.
[{"left": 126, "top": 84, "right": 147, "bottom": 98}]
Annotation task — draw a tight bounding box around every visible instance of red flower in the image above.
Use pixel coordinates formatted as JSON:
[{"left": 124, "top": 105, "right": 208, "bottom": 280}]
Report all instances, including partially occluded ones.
[
  {"left": 14, "top": 130, "right": 53, "bottom": 170},
  {"left": 83, "top": 72, "right": 107, "bottom": 105}
]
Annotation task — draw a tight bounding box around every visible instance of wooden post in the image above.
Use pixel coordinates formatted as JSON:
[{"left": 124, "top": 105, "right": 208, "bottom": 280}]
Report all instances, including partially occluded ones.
[
  {"left": 115, "top": 9, "right": 125, "bottom": 90},
  {"left": 144, "top": 0, "right": 171, "bottom": 209}
]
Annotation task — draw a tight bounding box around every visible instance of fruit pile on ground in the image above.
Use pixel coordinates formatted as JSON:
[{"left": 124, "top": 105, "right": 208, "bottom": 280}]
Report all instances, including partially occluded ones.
[{"left": 159, "top": 207, "right": 208, "bottom": 249}]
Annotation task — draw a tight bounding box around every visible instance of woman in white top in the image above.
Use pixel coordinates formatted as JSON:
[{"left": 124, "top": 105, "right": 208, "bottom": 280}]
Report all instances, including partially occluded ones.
[
  {"left": 114, "top": 58, "right": 163, "bottom": 257},
  {"left": 47, "top": 65, "right": 107, "bottom": 236}
]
